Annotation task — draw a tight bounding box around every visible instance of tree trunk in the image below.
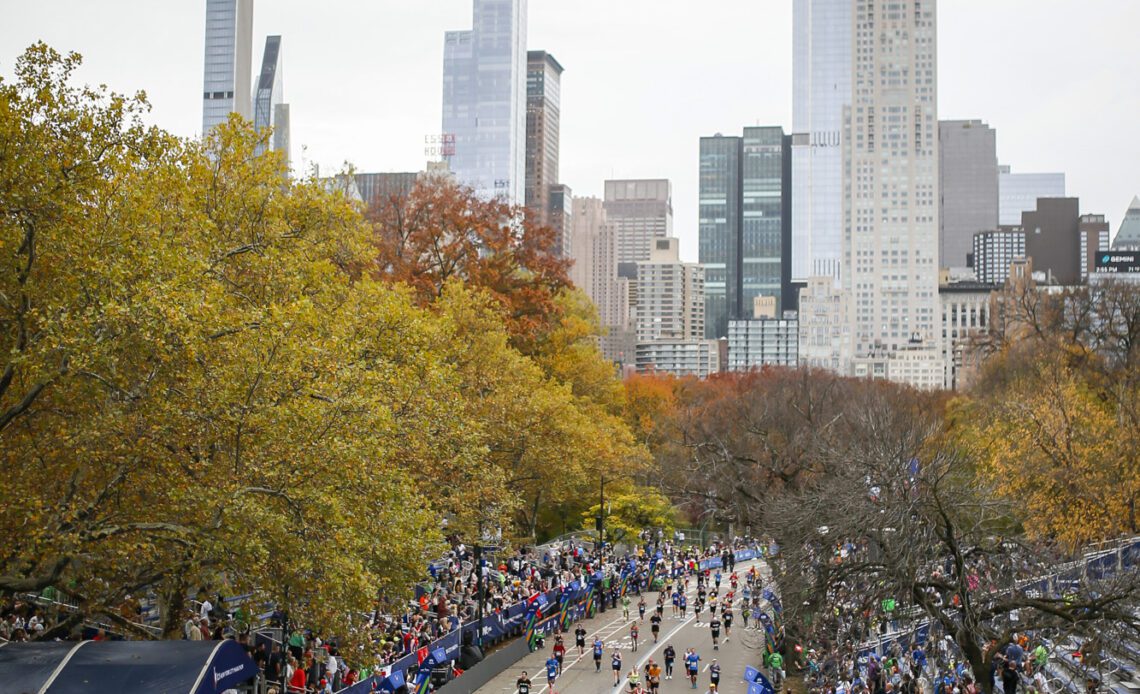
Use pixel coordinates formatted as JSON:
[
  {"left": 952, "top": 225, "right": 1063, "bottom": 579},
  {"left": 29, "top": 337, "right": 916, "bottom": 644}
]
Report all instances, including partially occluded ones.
[{"left": 157, "top": 571, "right": 189, "bottom": 640}]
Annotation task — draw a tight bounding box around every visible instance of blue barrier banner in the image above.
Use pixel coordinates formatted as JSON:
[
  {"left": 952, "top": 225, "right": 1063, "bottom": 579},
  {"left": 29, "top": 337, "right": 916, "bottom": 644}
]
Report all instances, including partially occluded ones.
[
  {"left": 752, "top": 671, "right": 777, "bottom": 694},
  {"left": 745, "top": 665, "right": 760, "bottom": 682}
]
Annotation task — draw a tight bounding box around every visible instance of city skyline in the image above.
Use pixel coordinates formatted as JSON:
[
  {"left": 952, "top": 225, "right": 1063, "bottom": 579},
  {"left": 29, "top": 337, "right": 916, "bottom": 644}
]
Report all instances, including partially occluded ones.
[{"left": 4, "top": 0, "right": 1139, "bottom": 262}]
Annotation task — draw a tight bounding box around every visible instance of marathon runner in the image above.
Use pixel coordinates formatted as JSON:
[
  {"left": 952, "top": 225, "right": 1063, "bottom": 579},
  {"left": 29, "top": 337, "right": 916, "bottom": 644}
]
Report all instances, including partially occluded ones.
[{"left": 663, "top": 644, "right": 676, "bottom": 680}]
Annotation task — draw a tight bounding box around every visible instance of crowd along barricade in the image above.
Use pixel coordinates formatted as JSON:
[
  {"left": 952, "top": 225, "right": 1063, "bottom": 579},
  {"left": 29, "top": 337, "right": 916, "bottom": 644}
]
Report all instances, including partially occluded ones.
[{"left": 337, "top": 546, "right": 763, "bottom": 694}]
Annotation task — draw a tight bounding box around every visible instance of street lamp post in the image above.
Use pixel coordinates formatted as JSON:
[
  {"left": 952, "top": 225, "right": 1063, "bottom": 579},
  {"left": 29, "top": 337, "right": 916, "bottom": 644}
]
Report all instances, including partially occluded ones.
[{"left": 474, "top": 541, "right": 484, "bottom": 649}]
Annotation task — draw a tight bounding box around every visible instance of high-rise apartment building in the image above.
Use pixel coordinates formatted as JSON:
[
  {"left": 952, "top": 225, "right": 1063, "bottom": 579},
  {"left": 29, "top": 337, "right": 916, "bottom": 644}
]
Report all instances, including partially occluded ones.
[
  {"left": 568, "top": 198, "right": 633, "bottom": 364},
  {"left": 727, "top": 317, "right": 799, "bottom": 370},
  {"left": 525, "top": 51, "right": 564, "bottom": 228},
  {"left": 252, "top": 35, "right": 289, "bottom": 167},
  {"left": 1079, "top": 214, "right": 1111, "bottom": 283},
  {"left": 1112, "top": 196, "right": 1140, "bottom": 249},
  {"left": 842, "top": 0, "right": 941, "bottom": 378},
  {"left": 634, "top": 238, "right": 704, "bottom": 343},
  {"left": 939, "top": 282, "right": 992, "bottom": 390},
  {"left": 442, "top": 0, "right": 528, "bottom": 205},
  {"left": 939, "top": 120, "right": 998, "bottom": 270},
  {"left": 699, "top": 128, "right": 791, "bottom": 339},
  {"left": 604, "top": 180, "right": 674, "bottom": 264},
  {"left": 972, "top": 229, "right": 1026, "bottom": 285},
  {"left": 547, "top": 183, "right": 572, "bottom": 257},
  {"left": 202, "top": 0, "right": 253, "bottom": 135},
  {"left": 999, "top": 166, "right": 1065, "bottom": 226},
  {"left": 633, "top": 238, "right": 714, "bottom": 377},
  {"left": 791, "top": 0, "right": 852, "bottom": 283}
]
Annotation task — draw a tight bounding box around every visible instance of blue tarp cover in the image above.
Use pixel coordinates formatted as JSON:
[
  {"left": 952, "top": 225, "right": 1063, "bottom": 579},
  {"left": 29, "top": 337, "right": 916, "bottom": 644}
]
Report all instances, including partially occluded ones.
[{"left": 0, "top": 639, "right": 258, "bottom": 694}]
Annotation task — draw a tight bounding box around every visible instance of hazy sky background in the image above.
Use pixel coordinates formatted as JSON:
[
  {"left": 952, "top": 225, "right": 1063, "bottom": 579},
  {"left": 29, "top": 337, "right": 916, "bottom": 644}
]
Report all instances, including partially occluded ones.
[{"left": 3, "top": 1, "right": 1139, "bottom": 261}]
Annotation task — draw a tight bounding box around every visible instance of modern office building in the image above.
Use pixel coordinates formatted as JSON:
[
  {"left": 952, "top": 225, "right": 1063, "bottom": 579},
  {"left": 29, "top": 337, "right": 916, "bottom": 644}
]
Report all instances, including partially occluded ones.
[
  {"left": 939, "top": 281, "right": 993, "bottom": 390},
  {"left": 972, "top": 229, "right": 1026, "bottom": 285},
  {"left": 842, "top": 0, "right": 942, "bottom": 383},
  {"left": 634, "top": 238, "right": 704, "bottom": 343},
  {"left": 791, "top": 0, "right": 852, "bottom": 283},
  {"left": 202, "top": 0, "right": 254, "bottom": 135},
  {"left": 442, "top": 0, "right": 528, "bottom": 205},
  {"left": 525, "top": 51, "right": 563, "bottom": 229},
  {"left": 698, "top": 127, "right": 791, "bottom": 339},
  {"left": 1112, "top": 196, "right": 1140, "bottom": 249},
  {"left": 999, "top": 166, "right": 1065, "bottom": 226},
  {"left": 727, "top": 317, "right": 799, "bottom": 370},
  {"left": 354, "top": 172, "right": 421, "bottom": 209},
  {"left": 1079, "top": 214, "right": 1111, "bottom": 283},
  {"left": 252, "top": 35, "right": 289, "bottom": 167},
  {"left": 604, "top": 179, "right": 674, "bottom": 264},
  {"left": 939, "top": 120, "right": 998, "bottom": 270}
]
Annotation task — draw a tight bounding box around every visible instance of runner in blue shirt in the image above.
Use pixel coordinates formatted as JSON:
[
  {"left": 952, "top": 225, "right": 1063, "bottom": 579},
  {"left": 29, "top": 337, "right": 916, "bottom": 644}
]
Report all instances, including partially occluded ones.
[
  {"left": 685, "top": 648, "right": 701, "bottom": 689},
  {"left": 545, "top": 656, "right": 559, "bottom": 692},
  {"left": 611, "top": 650, "right": 623, "bottom": 686},
  {"left": 679, "top": 594, "right": 688, "bottom": 619},
  {"left": 593, "top": 638, "right": 604, "bottom": 672}
]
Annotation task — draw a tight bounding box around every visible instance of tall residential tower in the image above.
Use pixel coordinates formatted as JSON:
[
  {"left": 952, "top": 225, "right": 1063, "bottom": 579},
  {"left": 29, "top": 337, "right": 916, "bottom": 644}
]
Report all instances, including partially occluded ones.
[
  {"left": 525, "top": 51, "right": 564, "bottom": 227},
  {"left": 843, "top": 0, "right": 942, "bottom": 389},
  {"left": 442, "top": 0, "right": 528, "bottom": 205},
  {"left": 202, "top": 0, "right": 254, "bottom": 134}
]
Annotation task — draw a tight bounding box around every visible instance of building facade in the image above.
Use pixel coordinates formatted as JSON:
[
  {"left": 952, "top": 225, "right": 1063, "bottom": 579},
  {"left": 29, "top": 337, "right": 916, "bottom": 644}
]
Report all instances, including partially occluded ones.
[
  {"left": 972, "top": 228, "right": 1026, "bottom": 285},
  {"left": 999, "top": 166, "right": 1065, "bottom": 226},
  {"left": 202, "top": 0, "right": 253, "bottom": 135},
  {"left": 699, "top": 127, "right": 790, "bottom": 340},
  {"left": 939, "top": 282, "right": 993, "bottom": 390},
  {"left": 1022, "top": 197, "right": 1081, "bottom": 284},
  {"left": 604, "top": 179, "right": 674, "bottom": 264},
  {"left": 842, "top": 0, "right": 942, "bottom": 382},
  {"left": 791, "top": 0, "right": 852, "bottom": 283},
  {"left": 728, "top": 317, "right": 799, "bottom": 370},
  {"left": 524, "top": 51, "right": 563, "bottom": 230},
  {"left": 568, "top": 197, "right": 633, "bottom": 365},
  {"left": 635, "top": 340, "right": 719, "bottom": 378},
  {"left": 797, "top": 275, "right": 850, "bottom": 372},
  {"left": 939, "top": 120, "right": 998, "bottom": 270},
  {"left": 1078, "top": 214, "right": 1111, "bottom": 283},
  {"left": 634, "top": 238, "right": 704, "bottom": 343},
  {"left": 252, "top": 35, "right": 289, "bottom": 167},
  {"left": 442, "top": 0, "right": 528, "bottom": 205}
]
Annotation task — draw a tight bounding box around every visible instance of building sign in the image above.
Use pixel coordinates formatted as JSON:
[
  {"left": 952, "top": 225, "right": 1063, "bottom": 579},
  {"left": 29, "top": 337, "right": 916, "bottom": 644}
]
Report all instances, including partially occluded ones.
[
  {"left": 810, "top": 130, "right": 840, "bottom": 148},
  {"left": 424, "top": 133, "right": 456, "bottom": 158},
  {"left": 1095, "top": 252, "right": 1140, "bottom": 274}
]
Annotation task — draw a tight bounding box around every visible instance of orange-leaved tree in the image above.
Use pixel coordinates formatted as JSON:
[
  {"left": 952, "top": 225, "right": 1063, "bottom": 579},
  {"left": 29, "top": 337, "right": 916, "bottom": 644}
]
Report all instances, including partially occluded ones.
[{"left": 367, "top": 179, "right": 571, "bottom": 352}]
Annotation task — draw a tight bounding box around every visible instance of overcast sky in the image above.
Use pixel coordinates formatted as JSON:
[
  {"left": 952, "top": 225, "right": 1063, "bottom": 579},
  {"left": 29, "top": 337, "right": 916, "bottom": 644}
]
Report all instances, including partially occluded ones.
[{"left": 3, "top": 1, "right": 1139, "bottom": 261}]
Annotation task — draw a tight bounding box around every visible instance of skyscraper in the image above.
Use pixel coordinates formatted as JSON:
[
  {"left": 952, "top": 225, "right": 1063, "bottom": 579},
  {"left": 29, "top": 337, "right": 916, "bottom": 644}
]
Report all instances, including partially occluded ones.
[
  {"left": 202, "top": 0, "right": 253, "bottom": 135},
  {"left": 604, "top": 179, "right": 674, "bottom": 264},
  {"left": 525, "top": 51, "right": 563, "bottom": 226},
  {"left": 998, "top": 166, "right": 1065, "bottom": 226},
  {"left": 791, "top": 0, "right": 852, "bottom": 283},
  {"left": 699, "top": 128, "right": 791, "bottom": 339},
  {"left": 252, "top": 35, "right": 289, "bottom": 167},
  {"left": 939, "top": 120, "right": 998, "bottom": 270},
  {"left": 843, "top": 0, "right": 941, "bottom": 384},
  {"left": 442, "top": 0, "right": 528, "bottom": 205}
]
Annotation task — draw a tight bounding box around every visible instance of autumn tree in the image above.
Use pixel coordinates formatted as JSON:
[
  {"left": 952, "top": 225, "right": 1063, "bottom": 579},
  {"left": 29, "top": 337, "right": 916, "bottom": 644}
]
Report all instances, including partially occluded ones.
[{"left": 367, "top": 177, "right": 571, "bottom": 352}]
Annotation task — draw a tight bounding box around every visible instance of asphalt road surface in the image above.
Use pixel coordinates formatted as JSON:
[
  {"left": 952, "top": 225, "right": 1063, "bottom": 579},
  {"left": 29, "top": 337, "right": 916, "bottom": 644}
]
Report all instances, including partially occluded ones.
[{"left": 474, "top": 559, "right": 774, "bottom": 694}]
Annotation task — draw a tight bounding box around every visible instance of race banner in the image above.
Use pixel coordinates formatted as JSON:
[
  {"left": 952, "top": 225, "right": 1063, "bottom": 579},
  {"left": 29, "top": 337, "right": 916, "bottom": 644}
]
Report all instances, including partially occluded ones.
[
  {"left": 524, "top": 593, "right": 549, "bottom": 649},
  {"left": 411, "top": 647, "right": 447, "bottom": 694}
]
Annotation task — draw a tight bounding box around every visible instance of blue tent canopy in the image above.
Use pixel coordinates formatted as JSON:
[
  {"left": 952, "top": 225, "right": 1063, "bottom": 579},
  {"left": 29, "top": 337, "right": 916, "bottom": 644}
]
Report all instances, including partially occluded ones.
[{"left": 0, "top": 639, "right": 259, "bottom": 694}]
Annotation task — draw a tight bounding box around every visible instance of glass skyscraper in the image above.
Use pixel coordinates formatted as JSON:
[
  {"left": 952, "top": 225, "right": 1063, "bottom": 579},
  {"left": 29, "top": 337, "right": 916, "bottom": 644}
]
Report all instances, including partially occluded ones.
[
  {"left": 202, "top": 0, "right": 253, "bottom": 135},
  {"left": 699, "top": 127, "right": 790, "bottom": 340},
  {"left": 252, "top": 35, "right": 289, "bottom": 168},
  {"left": 442, "top": 0, "right": 528, "bottom": 205},
  {"left": 791, "top": 0, "right": 852, "bottom": 283}
]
